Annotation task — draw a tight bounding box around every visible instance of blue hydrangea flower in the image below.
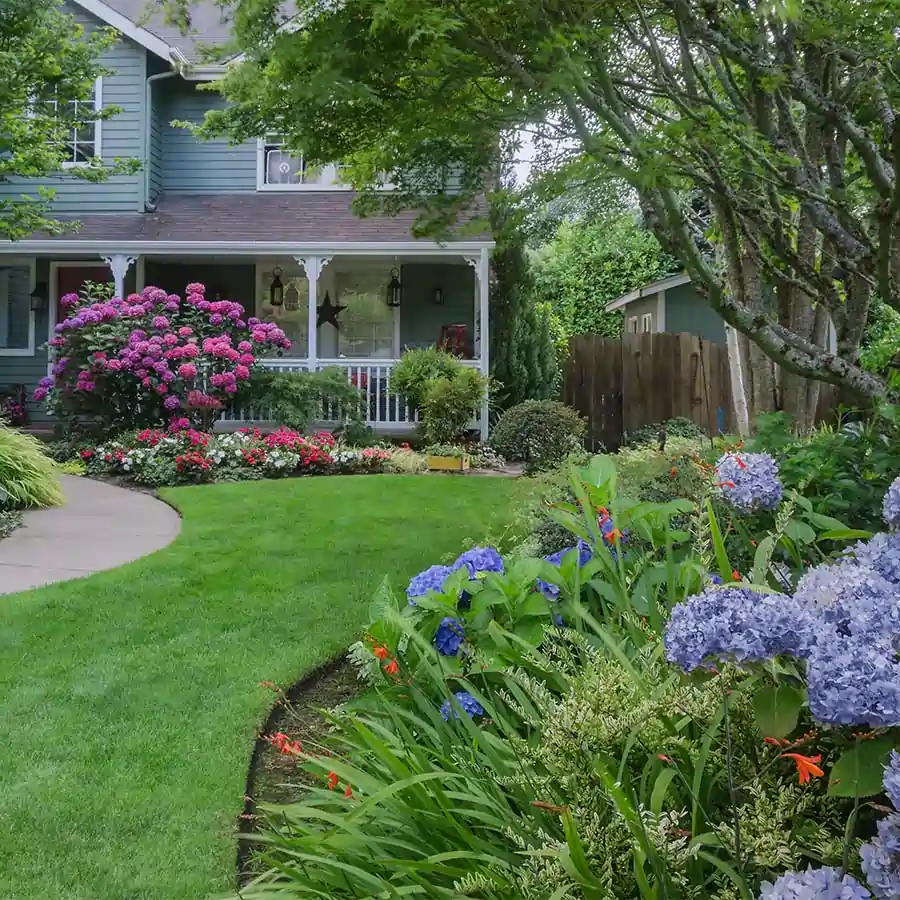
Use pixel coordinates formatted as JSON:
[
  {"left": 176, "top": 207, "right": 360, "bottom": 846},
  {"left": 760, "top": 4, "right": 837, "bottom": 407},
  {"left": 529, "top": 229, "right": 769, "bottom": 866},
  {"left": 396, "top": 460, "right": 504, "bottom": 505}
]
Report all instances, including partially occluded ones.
[
  {"left": 807, "top": 629, "right": 900, "bottom": 727},
  {"left": 451, "top": 547, "right": 504, "bottom": 578},
  {"left": 794, "top": 560, "right": 900, "bottom": 640},
  {"left": 885, "top": 752, "right": 900, "bottom": 811},
  {"left": 439, "top": 691, "right": 484, "bottom": 721},
  {"left": 406, "top": 564, "right": 452, "bottom": 605},
  {"left": 715, "top": 452, "right": 783, "bottom": 513},
  {"left": 758, "top": 866, "right": 871, "bottom": 899},
  {"left": 850, "top": 533, "right": 900, "bottom": 586},
  {"left": 860, "top": 814, "right": 900, "bottom": 899},
  {"left": 536, "top": 540, "right": 593, "bottom": 600},
  {"left": 884, "top": 476, "right": 900, "bottom": 528},
  {"left": 664, "top": 587, "right": 816, "bottom": 672},
  {"left": 434, "top": 617, "right": 465, "bottom": 656}
]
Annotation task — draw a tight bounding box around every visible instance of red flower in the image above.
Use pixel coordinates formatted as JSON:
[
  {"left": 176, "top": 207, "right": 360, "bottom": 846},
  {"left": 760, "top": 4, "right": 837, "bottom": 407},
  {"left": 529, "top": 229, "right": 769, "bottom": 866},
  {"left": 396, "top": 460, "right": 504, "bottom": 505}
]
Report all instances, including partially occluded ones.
[
  {"left": 383, "top": 659, "right": 399, "bottom": 676},
  {"left": 326, "top": 771, "right": 339, "bottom": 790},
  {"left": 372, "top": 645, "right": 389, "bottom": 660},
  {"left": 80, "top": 449, "right": 94, "bottom": 459},
  {"left": 732, "top": 569, "right": 741, "bottom": 581},
  {"left": 734, "top": 456, "right": 747, "bottom": 469},
  {"left": 344, "top": 784, "right": 353, "bottom": 798},
  {"left": 781, "top": 752, "right": 824, "bottom": 784},
  {"left": 657, "top": 753, "right": 672, "bottom": 763}
]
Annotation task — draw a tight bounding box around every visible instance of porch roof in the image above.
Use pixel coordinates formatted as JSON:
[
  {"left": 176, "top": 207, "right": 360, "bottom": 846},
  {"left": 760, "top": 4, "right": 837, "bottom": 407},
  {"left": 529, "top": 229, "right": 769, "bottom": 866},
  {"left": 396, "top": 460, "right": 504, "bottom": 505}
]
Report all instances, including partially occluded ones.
[{"left": 15, "top": 193, "right": 491, "bottom": 250}]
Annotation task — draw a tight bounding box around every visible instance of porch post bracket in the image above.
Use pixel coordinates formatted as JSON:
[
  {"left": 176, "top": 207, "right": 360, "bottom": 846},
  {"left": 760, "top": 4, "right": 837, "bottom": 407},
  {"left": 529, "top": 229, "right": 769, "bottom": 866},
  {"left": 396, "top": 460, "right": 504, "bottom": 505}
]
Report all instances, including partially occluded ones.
[
  {"left": 294, "top": 256, "right": 333, "bottom": 372},
  {"left": 102, "top": 254, "right": 137, "bottom": 299}
]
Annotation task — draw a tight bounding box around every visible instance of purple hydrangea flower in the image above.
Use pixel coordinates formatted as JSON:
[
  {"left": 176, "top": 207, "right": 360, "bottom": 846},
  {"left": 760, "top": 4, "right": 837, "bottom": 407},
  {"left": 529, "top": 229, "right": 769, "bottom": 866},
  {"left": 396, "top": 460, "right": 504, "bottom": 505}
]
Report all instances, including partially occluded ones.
[
  {"left": 439, "top": 691, "right": 484, "bottom": 721},
  {"left": 885, "top": 752, "right": 900, "bottom": 811},
  {"left": 434, "top": 617, "right": 465, "bottom": 656},
  {"left": 406, "top": 564, "right": 452, "bottom": 605},
  {"left": 851, "top": 533, "right": 900, "bottom": 586},
  {"left": 885, "top": 476, "right": 900, "bottom": 528},
  {"left": 715, "top": 452, "right": 783, "bottom": 513},
  {"left": 537, "top": 541, "right": 593, "bottom": 600},
  {"left": 163, "top": 395, "right": 181, "bottom": 410},
  {"left": 807, "top": 629, "right": 900, "bottom": 727},
  {"left": 793, "top": 560, "right": 900, "bottom": 639},
  {"left": 664, "top": 587, "right": 816, "bottom": 672},
  {"left": 151, "top": 315, "right": 169, "bottom": 330},
  {"left": 861, "top": 814, "right": 900, "bottom": 899},
  {"left": 759, "top": 866, "right": 871, "bottom": 900},
  {"left": 451, "top": 547, "right": 504, "bottom": 579}
]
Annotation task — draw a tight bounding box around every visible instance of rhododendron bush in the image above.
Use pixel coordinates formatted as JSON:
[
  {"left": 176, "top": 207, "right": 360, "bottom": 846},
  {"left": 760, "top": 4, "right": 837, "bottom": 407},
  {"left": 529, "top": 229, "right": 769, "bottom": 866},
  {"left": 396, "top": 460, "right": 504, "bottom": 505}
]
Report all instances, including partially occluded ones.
[{"left": 35, "top": 282, "right": 290, "bottom": 433}]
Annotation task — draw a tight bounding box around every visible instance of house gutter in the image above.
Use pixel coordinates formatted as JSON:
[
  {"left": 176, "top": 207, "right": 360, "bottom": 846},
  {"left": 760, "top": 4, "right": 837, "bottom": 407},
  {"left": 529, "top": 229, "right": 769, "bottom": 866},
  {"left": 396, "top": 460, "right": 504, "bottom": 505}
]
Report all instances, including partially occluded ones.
[{"left": 143, "top": 55, "right": 186, "bottom": 210}]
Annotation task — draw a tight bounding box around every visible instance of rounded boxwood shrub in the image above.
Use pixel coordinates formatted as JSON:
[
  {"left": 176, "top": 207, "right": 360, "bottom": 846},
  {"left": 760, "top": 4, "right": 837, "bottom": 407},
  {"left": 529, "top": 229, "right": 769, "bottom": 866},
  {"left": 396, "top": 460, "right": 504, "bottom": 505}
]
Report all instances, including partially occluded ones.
[{"left": 488, "top": 400, "right": 585, "bottom": 472}]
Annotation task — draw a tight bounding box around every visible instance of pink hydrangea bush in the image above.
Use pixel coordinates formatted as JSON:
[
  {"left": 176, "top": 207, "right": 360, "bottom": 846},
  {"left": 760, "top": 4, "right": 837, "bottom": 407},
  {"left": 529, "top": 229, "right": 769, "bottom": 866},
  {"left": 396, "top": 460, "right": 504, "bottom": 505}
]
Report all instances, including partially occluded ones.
[{"left": 36, "top": 283, "right": 290, "bottom": 434}]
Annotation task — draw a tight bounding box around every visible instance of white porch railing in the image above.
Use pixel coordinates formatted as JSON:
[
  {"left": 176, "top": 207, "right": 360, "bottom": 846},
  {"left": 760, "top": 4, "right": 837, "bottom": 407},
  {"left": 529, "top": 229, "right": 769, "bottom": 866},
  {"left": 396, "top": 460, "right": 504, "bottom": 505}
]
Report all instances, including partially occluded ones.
[{"left": 220, "top": 357, "right": 483, "bottom": 431}]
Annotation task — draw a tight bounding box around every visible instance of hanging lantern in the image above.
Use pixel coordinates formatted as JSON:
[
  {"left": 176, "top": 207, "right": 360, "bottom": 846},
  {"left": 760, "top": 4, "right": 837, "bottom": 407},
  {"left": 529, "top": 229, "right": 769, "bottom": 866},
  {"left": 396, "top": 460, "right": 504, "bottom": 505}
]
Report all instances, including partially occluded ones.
[
  {"left": 386, "top": 267, "right": 402, "bottom": 308},
  {"left": 284, "top": 283, "right": 300, "bottom": 311},
  {"left": 270, "top": 267, "right": 284, "bottom": 307}
]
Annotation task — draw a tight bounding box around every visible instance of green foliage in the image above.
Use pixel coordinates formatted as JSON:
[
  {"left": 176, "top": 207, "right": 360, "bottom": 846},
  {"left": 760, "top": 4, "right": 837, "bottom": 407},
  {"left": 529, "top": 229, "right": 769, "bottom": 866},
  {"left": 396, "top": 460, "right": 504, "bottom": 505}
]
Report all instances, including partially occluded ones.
[
  {"left": 250, "top": 368, "right": 364, "bottom": 432},
  {"left": 0, "top": 0, "right": 140, "bottom": 239},
  {"left": 0, "top": 425, "right": 63, "bottom": 509},
  {"left": 489, "top": 400, "right": 585, "bottom": 473},
  {"left": 860, "top": 298, "right": 900, "bottom": 375},
  {"left": 420, "top": 367, "right": 489, "bottom": 443},
  {"left": 390, "top": 347, "right": 462, "bottom": 410},
  {"left": 489, "top": 192, "right": 558, "bottom": 409},
  {"left": 627, "top": 416, "right": 708, "bottom": 448},
  {"left": 750, "top": 412, "right": 900, "bottom": 532},
  {"left": 531, "top": 216, "right": 679, "bottom": 340}
]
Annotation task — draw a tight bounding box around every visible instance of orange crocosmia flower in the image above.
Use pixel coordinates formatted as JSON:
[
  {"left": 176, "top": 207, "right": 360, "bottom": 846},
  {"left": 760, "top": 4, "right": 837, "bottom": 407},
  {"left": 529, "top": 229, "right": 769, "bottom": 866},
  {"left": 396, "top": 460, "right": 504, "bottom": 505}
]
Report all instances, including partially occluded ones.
[
  {"left": 372, "top": 645, "right": 389, "bottom": 660},
  {"left": 604, "top": 528, "right": 622, "bottom": 543},
  {"left": 732, "top": 569, "right": 741, "bottom": 581},
  {"left": 344, "top": 784, "right": 353, "bottom": 798},
  {"left": 383, "top": 659, "right": 399, "bottom": 676},
  {"left": 670, "top": 467, "right": 678, "bottom": 476},
  {"left": 326, "top": 771, "right": 338, "bottom": 790},
  {"left": 734, "top": 456, "right": 747, "bottom": 469},
  {"left": 781, "top": 753, "right": 824, "bottom": 784}
]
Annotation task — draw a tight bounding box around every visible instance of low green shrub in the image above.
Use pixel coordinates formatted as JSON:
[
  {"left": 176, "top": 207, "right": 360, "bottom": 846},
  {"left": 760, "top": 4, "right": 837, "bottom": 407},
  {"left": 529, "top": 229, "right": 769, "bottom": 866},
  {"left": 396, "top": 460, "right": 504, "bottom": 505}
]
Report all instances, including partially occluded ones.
[
  {"left": 390, "top": 347, "right": 462, "bottom": 410},
  {"left": 0, "top": 425, "right": 64, "bottom": 509},
  {"left": 488, "top": 399, "right": 585, "bottom": 473},
  {"left": 248, "top": 368, "right": 364, "bottom": 432},
  {"left": 626, "top": 415, "right": 707, "bottom": 447}
]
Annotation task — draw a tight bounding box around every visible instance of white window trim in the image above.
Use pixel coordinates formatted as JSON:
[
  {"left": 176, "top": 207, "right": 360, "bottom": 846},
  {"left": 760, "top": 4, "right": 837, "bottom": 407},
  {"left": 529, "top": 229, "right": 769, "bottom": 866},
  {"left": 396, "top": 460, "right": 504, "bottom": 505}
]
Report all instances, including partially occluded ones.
[
  {"left": 255, "top": 139, "right": 351, "bottom": 192},
  {"left": 626, "top": 316, "right": 638, "bottom": 334},
  {"left": 0, "top": 257, "right": 37, "bottom": 357},
  {"left": 641, "top": 312, "right": 653, "bottom": 333},
  {"left": 60, "top": 77, "right": 103, "bottom": 169}
]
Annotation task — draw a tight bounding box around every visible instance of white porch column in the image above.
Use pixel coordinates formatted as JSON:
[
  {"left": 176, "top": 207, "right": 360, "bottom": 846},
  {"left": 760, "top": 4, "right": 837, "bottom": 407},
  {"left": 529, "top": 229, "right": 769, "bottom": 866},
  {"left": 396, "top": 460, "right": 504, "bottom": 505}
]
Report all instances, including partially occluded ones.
[
  {"left": 103, "top": 254, "right": 136, "bottom": 299},
  {"left": 295, "top": 256, "right": 331, "bottom": 372},
  {"left": 465, "top": 249, "right": 491, "bottom": 439}
]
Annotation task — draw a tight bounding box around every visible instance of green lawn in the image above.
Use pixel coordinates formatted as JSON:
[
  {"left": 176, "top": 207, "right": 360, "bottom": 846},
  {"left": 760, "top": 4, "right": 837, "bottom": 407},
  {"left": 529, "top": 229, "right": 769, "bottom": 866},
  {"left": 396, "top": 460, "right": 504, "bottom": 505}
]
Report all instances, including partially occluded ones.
[{"left": 0, "top": 475, "right": 526, "bottom": 900}]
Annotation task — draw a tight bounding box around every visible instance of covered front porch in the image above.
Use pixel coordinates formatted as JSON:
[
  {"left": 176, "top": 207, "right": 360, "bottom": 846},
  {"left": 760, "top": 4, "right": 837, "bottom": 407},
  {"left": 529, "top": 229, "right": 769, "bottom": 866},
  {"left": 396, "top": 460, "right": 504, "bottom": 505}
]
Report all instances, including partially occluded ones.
[{"left": 42, "top": 242, "right": 492, "bottom": 435}]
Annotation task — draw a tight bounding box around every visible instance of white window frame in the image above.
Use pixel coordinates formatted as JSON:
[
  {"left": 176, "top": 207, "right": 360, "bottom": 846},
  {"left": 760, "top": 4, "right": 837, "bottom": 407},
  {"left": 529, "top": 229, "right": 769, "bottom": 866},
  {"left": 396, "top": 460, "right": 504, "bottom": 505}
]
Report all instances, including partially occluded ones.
[
  {"left": 58, "top": 77, "right": 103, "bottom": 169},
  {"left": 626, "top": 315, "right": 638, "bottom": 334},
  {"left": 641, "top": 312, "right": 653, "bottom": 333},
  {"left": 335, "top": 268, "right": 396, "bottom": 360},
  {"left": 255, "top": 137, "right": 350, "bottom": 192},
  {"left": 0, "top": 257, "right": 37, "bottom": 357}
]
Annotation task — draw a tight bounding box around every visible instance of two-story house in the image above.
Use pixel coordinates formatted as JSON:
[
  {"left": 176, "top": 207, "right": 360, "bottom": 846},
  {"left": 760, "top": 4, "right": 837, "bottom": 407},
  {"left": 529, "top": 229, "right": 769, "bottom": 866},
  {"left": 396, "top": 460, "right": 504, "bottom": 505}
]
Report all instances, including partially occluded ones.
[{"left": 0, "top": 0, "right": 493, "bottom": 434}]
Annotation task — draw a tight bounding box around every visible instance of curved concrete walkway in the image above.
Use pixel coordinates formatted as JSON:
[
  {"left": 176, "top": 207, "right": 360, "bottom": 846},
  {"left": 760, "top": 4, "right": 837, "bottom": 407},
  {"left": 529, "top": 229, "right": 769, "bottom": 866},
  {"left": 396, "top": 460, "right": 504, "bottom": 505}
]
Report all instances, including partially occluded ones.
[{"left": 0, "top": 476, "right": 181, "bottom": 595}]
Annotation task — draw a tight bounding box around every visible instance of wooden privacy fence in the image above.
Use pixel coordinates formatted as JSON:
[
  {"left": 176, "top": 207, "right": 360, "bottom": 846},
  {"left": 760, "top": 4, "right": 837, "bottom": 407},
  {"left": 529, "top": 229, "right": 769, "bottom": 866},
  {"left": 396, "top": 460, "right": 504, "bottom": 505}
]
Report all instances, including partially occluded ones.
[{"left": 562, "top": 332, "right": 735, "bottom": 451}]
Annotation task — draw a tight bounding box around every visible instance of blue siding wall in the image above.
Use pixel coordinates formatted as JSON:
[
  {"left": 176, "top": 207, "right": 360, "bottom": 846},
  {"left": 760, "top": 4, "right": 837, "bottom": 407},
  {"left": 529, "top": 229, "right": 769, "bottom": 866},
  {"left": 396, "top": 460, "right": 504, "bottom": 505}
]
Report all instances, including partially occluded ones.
[
  {"left": 161, "top": 83, "right": 258, "bottom": 194},
  {"left": 665, "top": 282, "right": 727, "bottom": 344},
  {"left": 0, "top": 5, "right": 146, "bottom": 215},
  {"left": 399, "top": 264, "right": 475, "bottom": 350}
]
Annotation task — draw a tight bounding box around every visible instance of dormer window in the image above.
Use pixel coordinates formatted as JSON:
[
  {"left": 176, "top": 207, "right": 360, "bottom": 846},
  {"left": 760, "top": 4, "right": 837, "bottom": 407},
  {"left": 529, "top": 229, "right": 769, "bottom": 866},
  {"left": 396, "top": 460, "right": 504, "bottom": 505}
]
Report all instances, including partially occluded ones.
[{"left": 257, "top": 136, "right": 349, "bottom": 190}]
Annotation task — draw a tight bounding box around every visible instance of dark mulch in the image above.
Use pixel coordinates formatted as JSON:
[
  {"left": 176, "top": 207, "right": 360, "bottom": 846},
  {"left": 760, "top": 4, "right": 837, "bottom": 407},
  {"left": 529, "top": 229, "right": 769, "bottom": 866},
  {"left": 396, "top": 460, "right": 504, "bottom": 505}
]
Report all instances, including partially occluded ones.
[{"left": 0, "top": 508, "right": 23, "bottom": 541}]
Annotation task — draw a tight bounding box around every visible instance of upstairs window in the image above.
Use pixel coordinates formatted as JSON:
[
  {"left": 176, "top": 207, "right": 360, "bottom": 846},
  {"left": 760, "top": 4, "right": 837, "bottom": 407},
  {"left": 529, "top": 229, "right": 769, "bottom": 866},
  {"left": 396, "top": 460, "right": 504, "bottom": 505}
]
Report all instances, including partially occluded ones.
[
  {"left": 40, "top": 78, "right": 103, "bottom": 166},
  {"left": 258, "top": 136, "right": 348, "bottom": 190}
]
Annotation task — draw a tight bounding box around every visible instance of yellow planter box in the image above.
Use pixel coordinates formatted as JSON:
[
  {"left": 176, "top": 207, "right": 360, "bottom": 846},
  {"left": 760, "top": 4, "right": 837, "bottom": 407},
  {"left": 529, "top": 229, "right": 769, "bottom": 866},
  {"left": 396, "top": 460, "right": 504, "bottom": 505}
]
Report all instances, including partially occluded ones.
[{"left": 427, "top": 454, "right": 470, "bottom": 472}]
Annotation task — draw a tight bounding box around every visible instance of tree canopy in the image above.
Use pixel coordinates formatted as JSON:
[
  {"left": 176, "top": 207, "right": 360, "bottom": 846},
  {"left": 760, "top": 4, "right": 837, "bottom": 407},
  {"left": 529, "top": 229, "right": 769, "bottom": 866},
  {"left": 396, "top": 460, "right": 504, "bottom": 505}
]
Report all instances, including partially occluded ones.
[
  {"left": 0, "top": 0, "right": 129, "bottom": 240},
  {"left": 182, "top": 0, "right": 900, "bottom": 411}
]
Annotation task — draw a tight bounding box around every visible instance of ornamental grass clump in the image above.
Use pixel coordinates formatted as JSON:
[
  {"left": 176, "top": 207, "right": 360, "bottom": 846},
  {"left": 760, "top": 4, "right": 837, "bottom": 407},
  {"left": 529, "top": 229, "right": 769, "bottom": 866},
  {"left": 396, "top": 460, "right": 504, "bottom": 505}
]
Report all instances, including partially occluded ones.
[{"left": 0, "top": 424, "right": 64, "bottom": 509}]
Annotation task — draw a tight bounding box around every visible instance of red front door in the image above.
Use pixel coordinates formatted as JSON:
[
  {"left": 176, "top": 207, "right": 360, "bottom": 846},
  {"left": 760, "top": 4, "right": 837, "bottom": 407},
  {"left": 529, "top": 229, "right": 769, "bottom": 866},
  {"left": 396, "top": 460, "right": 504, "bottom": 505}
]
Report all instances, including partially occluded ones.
[{"left": 56, "top": 266, "right": 112, "bottom": 323}]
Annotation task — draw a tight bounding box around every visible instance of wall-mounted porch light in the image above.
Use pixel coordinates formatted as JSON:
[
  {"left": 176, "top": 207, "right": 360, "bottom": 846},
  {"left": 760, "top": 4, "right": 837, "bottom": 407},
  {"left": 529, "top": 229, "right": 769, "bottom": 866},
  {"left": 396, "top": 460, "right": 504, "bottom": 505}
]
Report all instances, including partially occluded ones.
[
  {"left": 30, "top": 283, "right": 47, "bottom": 313},
  {"left": 270, "top": 267, "right": 284, "bottom": 307},
  {"left": 386, "top": 267, "right": 402, "bottom": 308}
]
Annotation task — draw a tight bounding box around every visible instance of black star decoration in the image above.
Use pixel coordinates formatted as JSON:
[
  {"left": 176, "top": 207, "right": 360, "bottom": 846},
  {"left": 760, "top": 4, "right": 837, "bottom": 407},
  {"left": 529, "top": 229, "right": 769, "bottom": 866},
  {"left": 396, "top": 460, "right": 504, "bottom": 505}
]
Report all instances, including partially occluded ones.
[{"left": 317, "top": 292, "right": 346, "bottom": 329}]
